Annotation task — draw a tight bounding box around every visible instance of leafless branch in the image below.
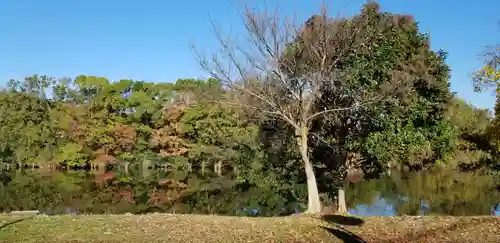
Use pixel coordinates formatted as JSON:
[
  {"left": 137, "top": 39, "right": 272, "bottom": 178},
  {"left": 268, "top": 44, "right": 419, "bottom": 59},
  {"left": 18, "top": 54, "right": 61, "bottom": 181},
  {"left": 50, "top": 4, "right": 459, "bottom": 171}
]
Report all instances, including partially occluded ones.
[
  {"left": 192, "top": 0, "right": 384, "bottom": 136},
  {"left": 307, "top": 98, "right": 381, "bottom": 122}
]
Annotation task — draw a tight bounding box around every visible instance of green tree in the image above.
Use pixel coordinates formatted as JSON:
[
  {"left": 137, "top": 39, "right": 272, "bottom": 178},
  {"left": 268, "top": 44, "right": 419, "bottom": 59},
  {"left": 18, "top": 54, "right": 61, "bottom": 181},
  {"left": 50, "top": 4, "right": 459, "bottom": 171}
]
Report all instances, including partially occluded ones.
[
  {"left": 443, "top": 97, "right": 494, "bottom": 168},
  {"left": 301, "top": 3, "right": 454, "bottom": 213},
  {"left": 181, "top": 103, "right": 262, "bottom": 177},
  {"left": 472, "top": 35, "right": 500, "bottom": 166},
  {"left": 0, "top": 76, "right": 58, "bottom": 167}
]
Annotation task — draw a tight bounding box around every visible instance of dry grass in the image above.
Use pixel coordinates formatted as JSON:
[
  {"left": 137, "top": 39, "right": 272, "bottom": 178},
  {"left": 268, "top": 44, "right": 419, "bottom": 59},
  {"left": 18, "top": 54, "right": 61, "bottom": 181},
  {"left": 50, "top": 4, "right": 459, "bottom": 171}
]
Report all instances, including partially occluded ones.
[
  {"left": 0, "top": 213, "right": 499, "bottom": 243},
  {"left": 351, "top": 215, "right": 500, "bottom": 243}
]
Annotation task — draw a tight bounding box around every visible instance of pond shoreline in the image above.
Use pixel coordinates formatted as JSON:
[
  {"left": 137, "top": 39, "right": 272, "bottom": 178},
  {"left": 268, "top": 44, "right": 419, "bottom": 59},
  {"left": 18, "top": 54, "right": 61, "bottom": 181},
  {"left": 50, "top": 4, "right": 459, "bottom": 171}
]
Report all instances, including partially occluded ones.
[{"left": 0, "top": 213, "right": 499, "bottom": 242}]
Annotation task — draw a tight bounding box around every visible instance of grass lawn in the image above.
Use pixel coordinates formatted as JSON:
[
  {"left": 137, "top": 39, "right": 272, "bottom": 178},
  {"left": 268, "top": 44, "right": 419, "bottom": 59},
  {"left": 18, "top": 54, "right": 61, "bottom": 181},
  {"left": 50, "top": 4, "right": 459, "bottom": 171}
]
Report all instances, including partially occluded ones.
[{"left": 0, "top": 213, "right": 499, "bottom": 243}]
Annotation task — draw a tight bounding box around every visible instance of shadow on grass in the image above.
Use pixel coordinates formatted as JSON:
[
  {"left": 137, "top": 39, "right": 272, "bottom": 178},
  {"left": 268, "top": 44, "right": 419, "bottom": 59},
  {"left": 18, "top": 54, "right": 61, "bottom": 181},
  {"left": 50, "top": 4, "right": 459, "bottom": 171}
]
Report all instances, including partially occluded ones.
[
  {"left": 0, "top": 217, "right": 27, "bottom": 230},
  {"left": 321, "top": 214, "right": 364, "bottom": 226},
  {"left": 321, "top": 226, "right": 368, "bottom": 243},
  {"left": 319, "top": 215, "right": 367, "bottom": 243}
]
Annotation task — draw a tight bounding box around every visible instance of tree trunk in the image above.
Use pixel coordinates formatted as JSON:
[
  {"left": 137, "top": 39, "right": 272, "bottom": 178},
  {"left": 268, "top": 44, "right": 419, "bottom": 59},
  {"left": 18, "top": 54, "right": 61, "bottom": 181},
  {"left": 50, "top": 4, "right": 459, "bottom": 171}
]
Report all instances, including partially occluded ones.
[
  {"left": 213, "top": 161, "right": 222, "bottom": 176},
  {"left": 337, "top": 187, "right": 348, "bottom": 214},
  {"left": 296, "top": 127, "right": 321, "bottom": 214},
  {"left": 338, "top": 154, "right": 351, "bottom": 214},
  {"left": 124, "top": 162, "right": 129, "bottom": 175},
  {"left": 217, "top": 161, "right": 222, "bottom": 176},
  {"left": 141, "top": 159, "right": 151, "bottom": 178}
]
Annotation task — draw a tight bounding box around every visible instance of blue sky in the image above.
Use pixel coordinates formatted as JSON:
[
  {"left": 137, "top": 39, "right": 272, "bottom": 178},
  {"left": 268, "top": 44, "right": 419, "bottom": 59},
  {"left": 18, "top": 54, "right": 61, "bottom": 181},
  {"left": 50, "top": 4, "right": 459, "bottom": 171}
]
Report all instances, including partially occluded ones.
[{"left": 1, "top": 0, "right": 499, "bottom": 110}]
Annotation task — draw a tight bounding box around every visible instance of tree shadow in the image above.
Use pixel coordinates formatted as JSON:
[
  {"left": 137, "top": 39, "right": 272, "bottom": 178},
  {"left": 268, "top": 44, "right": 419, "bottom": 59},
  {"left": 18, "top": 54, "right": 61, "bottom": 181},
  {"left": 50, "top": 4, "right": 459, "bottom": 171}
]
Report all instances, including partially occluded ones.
[
  {"left": 321, "top": 226, "right": 368, "bottom": 243},
  {"left": 0, "top": 217, "right": 27, "bottom": 230},
  {"left": 319, "top": 215, "right": 367, "bottom": 243},
  {"left": 321, "top": 214, "right": 365, "bottom": 226}
]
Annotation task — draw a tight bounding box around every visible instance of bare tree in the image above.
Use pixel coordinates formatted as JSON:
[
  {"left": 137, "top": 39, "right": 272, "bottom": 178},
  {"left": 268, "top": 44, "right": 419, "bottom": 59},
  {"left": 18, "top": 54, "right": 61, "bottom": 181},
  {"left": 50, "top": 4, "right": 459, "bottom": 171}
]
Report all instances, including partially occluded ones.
[{"left": 192, "top": 2, "right": 384, "bottom": 213}]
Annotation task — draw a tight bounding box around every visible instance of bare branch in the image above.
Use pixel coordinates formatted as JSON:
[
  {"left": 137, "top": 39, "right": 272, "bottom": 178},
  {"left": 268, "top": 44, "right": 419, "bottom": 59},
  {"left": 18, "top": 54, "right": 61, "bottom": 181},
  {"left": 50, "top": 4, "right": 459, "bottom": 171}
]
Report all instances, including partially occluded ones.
[
  {"left": 225, "top": 101, "right": 299, "bottom": 130},
  {"left": 306, "top": 98, "right": 380, "bottom": 122},
  {"left": 192, "top": 0, "right": 385, "bottom": 136}
]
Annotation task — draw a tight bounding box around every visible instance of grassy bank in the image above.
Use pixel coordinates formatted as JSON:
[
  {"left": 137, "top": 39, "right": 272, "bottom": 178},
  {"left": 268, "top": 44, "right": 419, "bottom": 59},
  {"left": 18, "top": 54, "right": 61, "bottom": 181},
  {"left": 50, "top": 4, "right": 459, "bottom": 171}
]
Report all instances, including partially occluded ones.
[{"left": 0, "top": 214, "right": 499, "bottom": 243}]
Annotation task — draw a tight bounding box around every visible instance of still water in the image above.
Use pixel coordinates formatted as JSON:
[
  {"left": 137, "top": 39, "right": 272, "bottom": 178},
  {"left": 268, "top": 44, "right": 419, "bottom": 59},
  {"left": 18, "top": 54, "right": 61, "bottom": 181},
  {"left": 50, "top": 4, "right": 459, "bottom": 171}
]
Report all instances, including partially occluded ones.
[
  {"left": 0, "top": 169, "right": 499, "bottom": 216},
  {"left": 347, "top": 169, "right": 500, "bottom": 216}
]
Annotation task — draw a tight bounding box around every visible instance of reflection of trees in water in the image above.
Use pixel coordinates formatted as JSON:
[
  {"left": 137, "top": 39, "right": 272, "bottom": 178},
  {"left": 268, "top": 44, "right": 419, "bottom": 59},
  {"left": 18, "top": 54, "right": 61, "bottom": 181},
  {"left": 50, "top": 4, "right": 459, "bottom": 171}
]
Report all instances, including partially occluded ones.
[
  {"left": 1, "top": 169, "right": 498, "bottom": 216},
  {"left": 347, "top": 169, "right": 500, "bottom": 216},
  {"left": 0, "top": 169, "right": 301, "bottom": 216}
]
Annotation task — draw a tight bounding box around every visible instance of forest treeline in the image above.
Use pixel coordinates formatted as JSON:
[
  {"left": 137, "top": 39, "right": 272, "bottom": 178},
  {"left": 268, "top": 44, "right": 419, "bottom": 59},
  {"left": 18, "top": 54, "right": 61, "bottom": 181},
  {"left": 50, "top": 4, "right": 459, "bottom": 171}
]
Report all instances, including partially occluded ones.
[{"left": 0, "top": 2, "right": 499, "bottom": 213}]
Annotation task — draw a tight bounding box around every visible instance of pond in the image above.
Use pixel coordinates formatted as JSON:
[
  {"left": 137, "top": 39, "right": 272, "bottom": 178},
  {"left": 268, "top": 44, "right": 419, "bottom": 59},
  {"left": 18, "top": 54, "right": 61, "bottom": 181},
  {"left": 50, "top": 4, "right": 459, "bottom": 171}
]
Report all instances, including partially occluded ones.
[
  {"left": 347, "top": 169, "right": 500, "bottom": 216},
  {"left": 0, "top": 168, "right": 499, "bottom": 217}
]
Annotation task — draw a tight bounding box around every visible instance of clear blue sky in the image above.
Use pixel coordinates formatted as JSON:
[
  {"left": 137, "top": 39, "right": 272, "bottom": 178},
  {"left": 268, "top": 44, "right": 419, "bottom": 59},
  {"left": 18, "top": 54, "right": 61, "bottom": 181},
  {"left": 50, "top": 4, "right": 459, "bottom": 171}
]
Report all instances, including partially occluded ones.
[{"left": 1, "top": 0, "right": 499, "bottom": 110}]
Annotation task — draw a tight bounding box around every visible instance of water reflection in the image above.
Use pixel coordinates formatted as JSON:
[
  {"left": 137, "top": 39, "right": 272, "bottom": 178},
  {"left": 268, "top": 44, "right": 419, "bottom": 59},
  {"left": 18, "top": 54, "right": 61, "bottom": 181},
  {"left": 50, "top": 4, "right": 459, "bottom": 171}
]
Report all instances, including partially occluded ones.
[
  {"left": 0, "top": 168, "right": 498, "bottom": 216},
  {"left": 0, "top": 169, "right": 304, "bottom": 216},
  {"left": 347, "top": 169, "right": 500, "bottom": 216}
]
